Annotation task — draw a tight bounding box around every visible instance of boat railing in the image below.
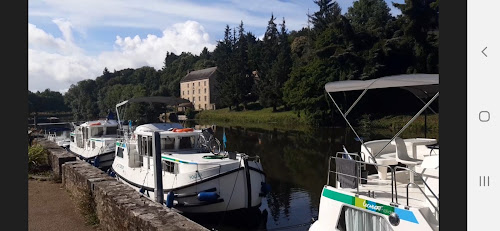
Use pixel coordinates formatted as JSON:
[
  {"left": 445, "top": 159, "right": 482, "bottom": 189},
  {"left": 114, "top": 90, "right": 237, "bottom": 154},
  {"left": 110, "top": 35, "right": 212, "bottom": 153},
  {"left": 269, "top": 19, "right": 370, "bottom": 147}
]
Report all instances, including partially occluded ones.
[
  {"left": 393, "top": 166, "right": 439, "bottom": 212},
  {"left": 328, "top": 153, "right": 397, "bottom": 204},
  {"left": 405, "top": 182, "right": 439, "bottom": 215}
]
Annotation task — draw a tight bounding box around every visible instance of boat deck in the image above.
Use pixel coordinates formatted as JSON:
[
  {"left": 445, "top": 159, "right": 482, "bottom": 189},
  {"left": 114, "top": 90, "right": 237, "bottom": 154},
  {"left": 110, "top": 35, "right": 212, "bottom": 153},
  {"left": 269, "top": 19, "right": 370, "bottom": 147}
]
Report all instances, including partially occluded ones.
[
  {"left": 161, "top": 151, "right": 241, "bottom": 165},
  {"left": 339, "top": 171, "right": 438, "bottom": 210}
]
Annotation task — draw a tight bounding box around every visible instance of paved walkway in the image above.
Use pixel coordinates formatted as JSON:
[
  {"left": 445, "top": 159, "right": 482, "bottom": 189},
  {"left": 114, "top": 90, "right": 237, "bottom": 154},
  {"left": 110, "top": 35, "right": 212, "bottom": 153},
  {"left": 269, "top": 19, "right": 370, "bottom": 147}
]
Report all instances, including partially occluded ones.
[{"left": 29, "top": 179, "right": 100, "bottom": 231}]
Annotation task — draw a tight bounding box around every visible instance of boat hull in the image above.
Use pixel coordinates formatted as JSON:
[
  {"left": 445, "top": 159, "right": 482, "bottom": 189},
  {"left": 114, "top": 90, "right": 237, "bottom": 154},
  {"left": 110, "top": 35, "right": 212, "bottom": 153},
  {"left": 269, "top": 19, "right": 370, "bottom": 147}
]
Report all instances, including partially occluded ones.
[
  {"left": 68, "top": 148, "right": 115, "bottom": 169},
  {"left": 309, "top": 186, "right": 437, "bottom": 231},
  {"left": 111, "top": 160, "right": 266, "bottom": 214}
]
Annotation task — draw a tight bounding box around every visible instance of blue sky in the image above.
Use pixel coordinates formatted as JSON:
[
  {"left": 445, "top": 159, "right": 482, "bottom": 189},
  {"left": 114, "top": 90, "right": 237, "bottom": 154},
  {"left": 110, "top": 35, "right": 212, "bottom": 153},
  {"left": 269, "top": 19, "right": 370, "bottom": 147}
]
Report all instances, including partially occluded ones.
[{"left": 28, "top": 0, "right": 404, "bottom": 93}]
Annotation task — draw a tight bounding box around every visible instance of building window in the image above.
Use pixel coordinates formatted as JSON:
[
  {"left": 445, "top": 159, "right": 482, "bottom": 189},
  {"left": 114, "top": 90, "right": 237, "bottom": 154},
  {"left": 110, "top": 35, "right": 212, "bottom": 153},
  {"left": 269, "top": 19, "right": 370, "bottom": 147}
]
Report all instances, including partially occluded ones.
[
  {"left": 199, "top": 104, "right": 201, "bottom": 109},
  {"left": 192, "top": 90, "right": 194, "bottom": 94},
  {"left": 204, "top": 96, "right": 207, "bottom": 101},
  {"left": 204, "top": 88, "right": 207, "bottom": 93},
  {"left": 198, "top": 96, "right": 200, "bottom": 101},
  {"left": 204, "top": 81, "right": 206, "bottom": 86},
  {"left": 205, "top": 104, "right": 207, "bottom": 110},
  {"left": 182, "top": 91, "right": 184, "bottom": 96},
  {"left": 192, "top": 97, "right": 195, "bottom": 102},
  {"left": 198, "top": 89, "right": 200, "bottom": 94},
  {"left": 187, "top": 90, "right": 189, "bottom": 95},
  {"left": 192, "top": 83, "right": 194, "bottom": 86},
  {"left": 198, "top": 82, "right": 200, "bottom": 86}
]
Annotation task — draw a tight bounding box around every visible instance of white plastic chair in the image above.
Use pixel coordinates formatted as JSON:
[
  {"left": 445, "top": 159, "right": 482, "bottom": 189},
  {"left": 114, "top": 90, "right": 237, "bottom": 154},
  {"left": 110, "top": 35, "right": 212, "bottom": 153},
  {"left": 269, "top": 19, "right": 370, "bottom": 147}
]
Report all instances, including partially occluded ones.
[{"left": 392, "top": 137, "right": 423, "bottom": 183}]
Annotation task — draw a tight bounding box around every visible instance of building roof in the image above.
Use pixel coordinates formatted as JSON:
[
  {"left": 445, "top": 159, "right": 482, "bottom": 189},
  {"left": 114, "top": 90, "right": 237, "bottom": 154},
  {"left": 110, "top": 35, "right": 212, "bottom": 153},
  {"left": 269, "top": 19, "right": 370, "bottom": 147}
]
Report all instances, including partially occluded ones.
[{"left": 180, "top": 66, "right": 217, "bottom": 83}]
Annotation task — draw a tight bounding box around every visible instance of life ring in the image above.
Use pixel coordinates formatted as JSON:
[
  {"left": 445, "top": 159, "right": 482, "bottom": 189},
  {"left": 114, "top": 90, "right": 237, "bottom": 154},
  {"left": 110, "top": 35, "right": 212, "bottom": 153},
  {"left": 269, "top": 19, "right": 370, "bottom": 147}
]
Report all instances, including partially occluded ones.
[{"left": 172, "top": 128, "right": 194, "bottom": 132}]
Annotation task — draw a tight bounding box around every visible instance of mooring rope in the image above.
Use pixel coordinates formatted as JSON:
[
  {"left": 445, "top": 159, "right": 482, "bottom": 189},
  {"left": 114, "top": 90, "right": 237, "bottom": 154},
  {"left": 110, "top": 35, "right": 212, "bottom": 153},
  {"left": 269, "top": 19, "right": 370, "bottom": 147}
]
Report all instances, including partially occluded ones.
[{"left": 215, "top": 157, "right": 242, "bottom": 229}]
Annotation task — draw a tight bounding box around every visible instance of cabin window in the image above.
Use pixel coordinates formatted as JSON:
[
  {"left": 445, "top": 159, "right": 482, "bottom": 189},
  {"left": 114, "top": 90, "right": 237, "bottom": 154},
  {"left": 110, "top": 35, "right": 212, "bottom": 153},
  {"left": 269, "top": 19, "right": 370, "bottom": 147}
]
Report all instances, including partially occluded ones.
[
  {"left": 336, "top": 206, "right": 393, "bottom": 231},
  {"left": 140, "top": 136, "right": 153, "bottom": 156},
  {"left": 91, "top": 127, "right": 104, "bottom": 137},
  {"left": 161, "top": 137, "right": 175, "bottom": 150},
  {"left": 71, "top": 135, "right": 75, "bottom": 142},
  {"left": 179, "top": 136, "right": 194, "bottom": 149},
  {"left": 162, "top": 160, "right": 177, "bottom": 173},
  {"left": 106, "top": 126, "right": 117, "bottom": 135},
  {"left": 117, "top": 146, "right": 124, "bottom": 158}
]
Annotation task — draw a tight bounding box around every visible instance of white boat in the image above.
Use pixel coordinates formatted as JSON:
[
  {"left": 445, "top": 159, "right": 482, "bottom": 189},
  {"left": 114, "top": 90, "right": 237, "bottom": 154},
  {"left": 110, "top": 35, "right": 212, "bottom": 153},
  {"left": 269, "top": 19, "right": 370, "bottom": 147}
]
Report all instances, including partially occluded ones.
[
  {"left": 46, "top": 127, "right": 71, "bottom": 148},
  {"left": 310, "top": 74, "right": 439, "bottom": 231},
  {"left": 110, "top": 97, "right": 269, "bottom": 213},
  {"left": 68, "top": 119, "right": 120, "bottom": 169}
]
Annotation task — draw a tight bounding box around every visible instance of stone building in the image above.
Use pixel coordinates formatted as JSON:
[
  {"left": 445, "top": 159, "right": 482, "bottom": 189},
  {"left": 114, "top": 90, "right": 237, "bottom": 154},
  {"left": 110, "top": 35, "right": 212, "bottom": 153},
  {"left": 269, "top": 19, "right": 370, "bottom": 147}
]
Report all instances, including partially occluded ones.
[{"left": 179, "top": 66, "right": 217, "bottom": 110}]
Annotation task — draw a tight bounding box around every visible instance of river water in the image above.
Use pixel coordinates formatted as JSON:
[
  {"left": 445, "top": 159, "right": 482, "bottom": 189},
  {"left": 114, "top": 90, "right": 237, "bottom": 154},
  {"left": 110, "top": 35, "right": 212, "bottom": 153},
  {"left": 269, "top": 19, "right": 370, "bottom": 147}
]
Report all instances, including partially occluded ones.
[{"left": 182, "top": 120, "right": 436, "bottom": 231}]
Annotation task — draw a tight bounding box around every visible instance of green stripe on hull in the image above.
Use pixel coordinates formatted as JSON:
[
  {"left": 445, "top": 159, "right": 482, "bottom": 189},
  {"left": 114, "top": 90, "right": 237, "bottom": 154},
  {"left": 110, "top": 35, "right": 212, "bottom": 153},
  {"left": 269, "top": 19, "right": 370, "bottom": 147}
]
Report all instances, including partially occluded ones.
[
  {"left": 322, "top": 188, "right": 354, "bottom": 205},
  {"left": 322, "top": 187, "right": 418, "bottom": 224}
]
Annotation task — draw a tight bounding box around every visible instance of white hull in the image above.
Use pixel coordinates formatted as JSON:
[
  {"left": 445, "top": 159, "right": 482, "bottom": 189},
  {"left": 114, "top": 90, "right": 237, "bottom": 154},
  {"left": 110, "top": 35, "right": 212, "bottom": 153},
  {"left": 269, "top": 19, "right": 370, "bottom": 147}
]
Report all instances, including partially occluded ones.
[
  {"left": 68, "top": 146, "right": 116, "bottom": 168},
  {"left": 112, "top": 154, "right": 266, "bottom": 213},
  {"left": 310, "top": 186, "right": 438, "bottom": 231}
]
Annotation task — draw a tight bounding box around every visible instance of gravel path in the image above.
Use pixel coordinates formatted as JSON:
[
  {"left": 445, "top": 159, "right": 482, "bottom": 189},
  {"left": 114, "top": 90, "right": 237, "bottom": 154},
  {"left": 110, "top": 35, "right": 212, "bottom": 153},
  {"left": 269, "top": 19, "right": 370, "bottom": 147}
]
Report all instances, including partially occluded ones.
[{"left": 28, "top": 179, "right": 100, "bottom": 231}]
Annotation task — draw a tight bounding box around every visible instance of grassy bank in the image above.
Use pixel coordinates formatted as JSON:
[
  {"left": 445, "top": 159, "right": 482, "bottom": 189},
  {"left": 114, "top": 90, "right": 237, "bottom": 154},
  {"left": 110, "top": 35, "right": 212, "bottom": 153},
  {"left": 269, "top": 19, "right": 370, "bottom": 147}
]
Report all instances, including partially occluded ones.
[
  {"left": 195, "top": 107, "right": 438, "bottom": 136},
  {"left": 196, "top": 107, "right": 309, "bottom": 126},
  {"left": 357, "top": 114, "right": 439, "bottom": 139}
]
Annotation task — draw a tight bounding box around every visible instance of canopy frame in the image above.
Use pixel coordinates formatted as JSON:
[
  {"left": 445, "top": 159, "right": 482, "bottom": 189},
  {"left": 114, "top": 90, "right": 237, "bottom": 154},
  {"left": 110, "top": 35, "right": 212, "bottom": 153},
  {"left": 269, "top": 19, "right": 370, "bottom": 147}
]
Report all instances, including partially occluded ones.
[
  {"left": 115, "top": 96, "right": 190, "bottom": 131},
  {"left": 325, "top": 74, "right": 439, "bottom": 164}
]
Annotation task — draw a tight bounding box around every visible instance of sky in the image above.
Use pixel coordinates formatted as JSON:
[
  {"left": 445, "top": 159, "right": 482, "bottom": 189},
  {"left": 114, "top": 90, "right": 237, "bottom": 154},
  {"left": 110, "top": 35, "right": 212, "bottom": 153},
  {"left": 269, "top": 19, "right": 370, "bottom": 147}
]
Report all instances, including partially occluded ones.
[{"left": 28, "top": 0, "right": 404, "bottom": 94}]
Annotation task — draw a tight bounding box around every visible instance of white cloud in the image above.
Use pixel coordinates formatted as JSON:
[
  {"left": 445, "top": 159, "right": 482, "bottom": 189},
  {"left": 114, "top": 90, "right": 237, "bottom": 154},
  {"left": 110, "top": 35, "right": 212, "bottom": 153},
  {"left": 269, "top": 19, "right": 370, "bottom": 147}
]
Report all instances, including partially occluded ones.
[
  {"left": 29, "top": 0, "right": 311, "bottom": 33},
  {"left": 28, "top": 20, "right": 216, "bottom": 93}
]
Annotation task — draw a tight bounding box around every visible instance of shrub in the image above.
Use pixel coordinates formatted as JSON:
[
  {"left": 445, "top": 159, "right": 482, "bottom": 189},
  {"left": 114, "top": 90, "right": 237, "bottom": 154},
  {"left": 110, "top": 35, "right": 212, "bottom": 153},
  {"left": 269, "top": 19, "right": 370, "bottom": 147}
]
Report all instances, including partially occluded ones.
[
  {"left": 185, "top": 108, "right": 197, "bottom": 119},
  {"left": 28, "top": 144, "right": 49, "bottom": 173}
]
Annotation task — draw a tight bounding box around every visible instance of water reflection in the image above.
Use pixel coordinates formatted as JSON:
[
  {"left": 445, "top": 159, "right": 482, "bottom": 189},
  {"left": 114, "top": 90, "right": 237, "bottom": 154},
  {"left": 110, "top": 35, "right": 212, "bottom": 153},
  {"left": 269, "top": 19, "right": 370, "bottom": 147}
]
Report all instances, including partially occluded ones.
[
  {"left": 183, "top": 120, "right": 437, "bottom": 230},
  {"left": 182, "top": 121, "right": 363, "bottom": 231}
]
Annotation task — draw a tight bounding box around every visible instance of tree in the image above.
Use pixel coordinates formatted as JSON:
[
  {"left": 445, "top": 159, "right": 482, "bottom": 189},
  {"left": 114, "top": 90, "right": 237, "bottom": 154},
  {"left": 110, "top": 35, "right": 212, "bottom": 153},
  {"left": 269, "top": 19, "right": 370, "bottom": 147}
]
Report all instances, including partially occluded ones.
[
  {"left": 258, "top": 14, "right": 281, "bottom": 111},
  {"left": 308, "top": 0, "right": 342, "bottom": 33}
]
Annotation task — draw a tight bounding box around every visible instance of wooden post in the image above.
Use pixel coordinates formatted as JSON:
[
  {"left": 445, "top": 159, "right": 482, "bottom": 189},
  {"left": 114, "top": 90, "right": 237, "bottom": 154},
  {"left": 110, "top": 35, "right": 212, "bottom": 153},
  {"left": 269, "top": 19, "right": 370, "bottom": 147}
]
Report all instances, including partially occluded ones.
[{"left": 152, "top": 131, "right": 164, "bottom": 204}]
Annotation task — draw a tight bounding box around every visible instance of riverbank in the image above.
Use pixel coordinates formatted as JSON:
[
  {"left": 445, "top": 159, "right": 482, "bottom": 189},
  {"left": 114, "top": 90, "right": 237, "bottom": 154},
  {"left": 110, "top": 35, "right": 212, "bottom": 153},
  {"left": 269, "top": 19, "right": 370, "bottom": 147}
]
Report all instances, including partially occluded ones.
[
  {"left": 195, "top": 107, "right": 310, "bottom": 129},
  {"left": 195, "top": 108, "right": 438, "bottom": 136}
]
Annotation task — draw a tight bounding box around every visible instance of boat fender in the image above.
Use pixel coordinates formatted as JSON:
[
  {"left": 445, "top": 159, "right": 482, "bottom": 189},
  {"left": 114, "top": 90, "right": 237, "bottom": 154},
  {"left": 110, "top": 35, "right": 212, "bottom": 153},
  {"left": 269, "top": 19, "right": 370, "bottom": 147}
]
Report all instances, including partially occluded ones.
[
  {"left": 389, "top": 212, "right": 400, "bottom": 226},
  {"left": 93, "top": 156, "right": 100, "bottom": 167},
  {"left": 139, "top": 187, "right": 146, "bottom": 194},
  {"left": 197, "top": 192, "right": 220, "bottom": 202},
  {"left": 260, "top": 182, "right": 271, "bottom": 197},
  {"left": 166, "top": 191, "right": 175, "bottom": 208}
]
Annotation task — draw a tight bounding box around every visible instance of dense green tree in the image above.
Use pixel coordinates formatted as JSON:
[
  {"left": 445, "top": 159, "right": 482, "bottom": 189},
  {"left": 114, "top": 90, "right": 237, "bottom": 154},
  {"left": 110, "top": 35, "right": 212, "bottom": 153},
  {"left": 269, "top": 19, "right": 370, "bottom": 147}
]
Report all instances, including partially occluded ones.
[{"left": 58, "top": 0, "right": 439, "bottom": 126}]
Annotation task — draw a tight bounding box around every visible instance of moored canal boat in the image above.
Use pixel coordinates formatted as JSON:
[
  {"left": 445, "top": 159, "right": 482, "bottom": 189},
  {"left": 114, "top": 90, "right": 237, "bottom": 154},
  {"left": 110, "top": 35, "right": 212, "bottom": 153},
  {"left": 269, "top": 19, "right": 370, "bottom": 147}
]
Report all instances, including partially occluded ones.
[
  {"left": 310, "top": 74, "right": 439, "bottom": 231},
  {"left": 110, "top": 97, "right": 269, "bottom": 213}
]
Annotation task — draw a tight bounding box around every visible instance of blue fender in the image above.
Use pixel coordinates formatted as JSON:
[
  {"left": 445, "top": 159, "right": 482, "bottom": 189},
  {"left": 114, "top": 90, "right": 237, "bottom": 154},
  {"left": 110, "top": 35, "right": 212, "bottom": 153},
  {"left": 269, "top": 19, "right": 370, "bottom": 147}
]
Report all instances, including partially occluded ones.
[
  {"left": 166, "top": 191, "right": 175, "bottom": 208},
  {"left": 197, "top": 192, "right": 220, "bottom": 202}
]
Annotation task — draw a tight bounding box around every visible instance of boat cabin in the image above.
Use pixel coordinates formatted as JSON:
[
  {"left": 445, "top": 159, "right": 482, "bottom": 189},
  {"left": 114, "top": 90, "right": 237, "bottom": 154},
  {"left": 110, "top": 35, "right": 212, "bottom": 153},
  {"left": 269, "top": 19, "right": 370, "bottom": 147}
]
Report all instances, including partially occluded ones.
[{"left": 70, "top": 119, "right": 119, "bottom": 148}]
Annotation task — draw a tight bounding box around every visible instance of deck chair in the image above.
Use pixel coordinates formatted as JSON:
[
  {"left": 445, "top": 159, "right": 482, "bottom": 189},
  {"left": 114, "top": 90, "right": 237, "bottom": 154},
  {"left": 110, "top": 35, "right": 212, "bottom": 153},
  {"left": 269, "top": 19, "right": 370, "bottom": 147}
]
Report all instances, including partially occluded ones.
[
  {"left": 392, "top": 137, "right": 423, "bottom": 168},
  {"left": 392, "top": 137, "right": 423, "bottom": 183}
]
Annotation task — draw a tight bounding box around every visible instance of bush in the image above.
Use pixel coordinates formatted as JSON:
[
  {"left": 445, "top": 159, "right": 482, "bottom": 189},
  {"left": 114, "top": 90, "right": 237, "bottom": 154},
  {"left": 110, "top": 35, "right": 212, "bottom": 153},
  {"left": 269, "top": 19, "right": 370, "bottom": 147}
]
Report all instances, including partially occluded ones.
[
  {"left": 28, "top": 144, "right": 49, "bottom": 173},
  {"left": 185, "top": 108, "right": 197, "bottom": 119}
]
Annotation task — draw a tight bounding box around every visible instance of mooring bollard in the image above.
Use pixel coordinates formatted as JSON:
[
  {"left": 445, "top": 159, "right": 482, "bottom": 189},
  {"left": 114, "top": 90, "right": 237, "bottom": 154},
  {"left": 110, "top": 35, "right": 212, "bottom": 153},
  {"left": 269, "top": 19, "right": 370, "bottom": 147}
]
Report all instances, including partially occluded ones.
[{"left": 152, "top": 131, "right": 164, "bottom": 204}]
